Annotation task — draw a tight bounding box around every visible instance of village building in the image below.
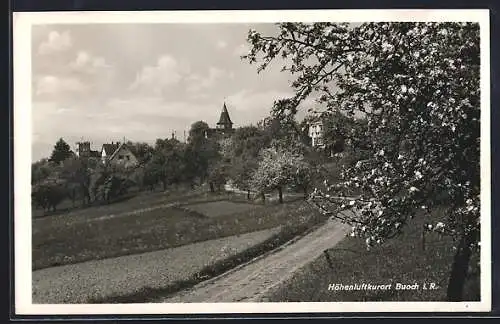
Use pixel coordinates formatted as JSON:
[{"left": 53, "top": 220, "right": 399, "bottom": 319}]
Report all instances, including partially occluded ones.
[
  {"left": 101, "top": 142, "right": 139, "bottom": 168},
  {"left": 75, "top": 141, "right": 101, "bottom": 158},
  {"left": 308, "top": 120, "right": 325, "bottom": 148},
  {"left": 204, "top": 102, "right": 235, "bottom": 139},
  {"left": 75, "top": 140, "right": 139, "bottom": 168}
]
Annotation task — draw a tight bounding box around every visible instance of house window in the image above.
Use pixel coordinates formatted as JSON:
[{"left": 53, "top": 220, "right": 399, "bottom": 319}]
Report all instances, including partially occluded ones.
[
  {"left": 118, "top": 155, "right": 124, "bottom": 160},
  {"left": 126, "top": 156, "right": 130, "bottom": 161}
]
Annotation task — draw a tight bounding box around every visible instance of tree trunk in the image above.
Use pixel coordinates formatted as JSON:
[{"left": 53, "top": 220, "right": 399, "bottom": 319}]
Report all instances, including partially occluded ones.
[
  {"left": 303, "top": 186, "right": 308, "bottom": 200},
  {"left": 247, "top": 189, "right": 251, "bottom": 200},
  {"left": 209, "top": 182, "right": 215, "bottom": 193},
  {"left": 261, "top": 192, "right": 266, "bottom": 203},
  {"left": 446, "top": 231, "right": 474, "bottom": 301},
  {"left": 278, "top": 187, "right": 283, "bottom": 204},
  {"left": 162, "top": 179, "right": 167, "bottom": 191}
]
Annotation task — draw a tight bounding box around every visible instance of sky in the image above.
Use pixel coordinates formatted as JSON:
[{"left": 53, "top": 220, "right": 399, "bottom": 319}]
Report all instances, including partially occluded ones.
[{"left": 31, "top": 23, "right": 319, "bottom": 162}]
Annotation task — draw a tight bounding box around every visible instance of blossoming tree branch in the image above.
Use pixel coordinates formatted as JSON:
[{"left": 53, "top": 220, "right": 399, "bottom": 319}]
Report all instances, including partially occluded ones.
[{"left": 242, "top": 22, "right": 480, "bottom": 301}]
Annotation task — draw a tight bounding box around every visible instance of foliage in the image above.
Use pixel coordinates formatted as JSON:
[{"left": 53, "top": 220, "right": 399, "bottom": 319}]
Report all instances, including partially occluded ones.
[
  {"left": 251, "top": 146, "right": 312, "bottom": 203},
  {"left": 125, "top": 141, "right": 155, "bottom": 165},
  {"left": 207, "top": 162, "right": 229, "bottom": 192},
  {"left": 244, "top": 22, "right": 480, "bottom": 301},
  {"left": 227, "top": 126, "right": 271, "bottom": 196},
  {"left": 185, "top": 122, "right": 221, "bottom": 184},
  {"left": 32, "top": 177, "right": 68, "bottom": 212},
  {"left": 60, "top": 156, "right": 99, "bottom": 206},
  {"left": 32, "top": 158, "right": 54, "bottom": 185},
  {"left": 149, "top": 138, "right": 187, "bottom": 190},
  {"left": 49, "top": 138, "right": 74, "bottom": 164},
  {"left": 187, "top": 120, "right": 211, "bottom": 144},
  {"left": 229, "top": 155, "right": 258, "bottom": 197}
]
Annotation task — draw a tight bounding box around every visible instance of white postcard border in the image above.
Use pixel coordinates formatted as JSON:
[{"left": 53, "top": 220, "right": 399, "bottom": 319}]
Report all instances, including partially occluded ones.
[{"left": 13, "top": 9, "right": 492, "bottom": 315}]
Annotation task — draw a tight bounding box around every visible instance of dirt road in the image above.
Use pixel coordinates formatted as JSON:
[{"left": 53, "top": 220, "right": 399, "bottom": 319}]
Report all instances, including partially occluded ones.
[{"left": 159, "top": 218, "right": 350, "bottom": 303}]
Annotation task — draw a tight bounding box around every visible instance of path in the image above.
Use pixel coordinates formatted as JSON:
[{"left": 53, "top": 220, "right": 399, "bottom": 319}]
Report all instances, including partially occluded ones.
[{"left": 158, "top": 217, "right": 351, "bottom": 303}]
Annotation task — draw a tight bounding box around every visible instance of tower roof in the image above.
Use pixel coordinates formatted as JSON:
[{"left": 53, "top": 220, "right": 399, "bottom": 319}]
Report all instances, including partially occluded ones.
[{"left": 217, "top": 102, "right": 233, "bottom": 127}]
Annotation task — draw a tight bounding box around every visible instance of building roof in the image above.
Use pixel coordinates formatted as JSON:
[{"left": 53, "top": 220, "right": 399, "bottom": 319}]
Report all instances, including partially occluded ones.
[
  {"left": 102, "top": 143, "right": 120, "bottom": 156},
  {"left": 217, "top": 102, "right": 233, "bottom": 126}
]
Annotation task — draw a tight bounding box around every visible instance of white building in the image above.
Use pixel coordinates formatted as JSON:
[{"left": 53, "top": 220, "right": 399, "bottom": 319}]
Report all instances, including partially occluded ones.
[{"left": 308, "top": 121, "right": 325, "bottom": 147}]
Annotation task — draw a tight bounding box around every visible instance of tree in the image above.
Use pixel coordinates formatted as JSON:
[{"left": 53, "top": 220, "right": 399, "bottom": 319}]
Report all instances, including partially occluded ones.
[
  {"left": 32, "top": 177, "right": 67, "bottom": 212},
  {"left": 90, "top": 161, "right": 134, "bottom": 203},
  {"left": 207, "top": 161, "right": 229, "bottom": 193},
  {"left": 258, "top": 113, "right": 304, "bottom": 148},
  {"left": 292, "top": 158, "right": 315, "bottom": 199},
  {"left": 251, "top": 146, "right": 310, "bottom": 204},
  {"left": 230, "top": 155, "right": 258, "bottom": 199},
  {"left": 32, "top": 158, "right": 54, "bottom": 185},
  {"left": 49, "top": 138, "right": 74, "bottom": 164},
  {"left": 60, "top": 156, "right": 98, "bottom": 206},
  {"left": 232, "top": 125, "right": 270, "bottom": 158},
  {"left": 228, "top": 126, "right": 270, "bottom": 199},
  {"left": 149, "top": 138, "right": 187, "bottom": 190},
  {"left": 188, "top": 121, "right": 211, "bottom": 144},
  {"left": 125, "top": 141, "right": 155, "bottom": 165},
  {"left": 244, "top": 22, "right": 480, "bottom": 301},
  {"left": 186, "top": 121, "right": 221, "bottom": 185}
]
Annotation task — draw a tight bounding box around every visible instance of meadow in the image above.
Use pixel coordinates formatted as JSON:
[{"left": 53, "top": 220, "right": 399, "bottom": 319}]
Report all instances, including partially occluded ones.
[
  {"left": 33, "top": 190, "right": 313, "bottom": 270},
  {"left": 264, "top": 207, "right": 481, "bottom": 302}
]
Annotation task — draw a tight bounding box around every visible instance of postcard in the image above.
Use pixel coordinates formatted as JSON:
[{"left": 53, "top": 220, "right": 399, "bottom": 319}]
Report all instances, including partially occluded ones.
[{"left": 13, "top": 9, "right": 491, "bottom": 315}]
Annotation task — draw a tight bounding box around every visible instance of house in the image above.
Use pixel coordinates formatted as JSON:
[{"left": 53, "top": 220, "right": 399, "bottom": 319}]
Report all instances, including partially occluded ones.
[
  {"left": 308, "top": 120, "right": 325, "bottom": 148},
  {"left": 204, "top": 102, "right": 235, "bottom": 139},
  {"left": 75, "top": 141, "right": 101, "bottom": 158},
  {"left": 101, "top": 141, "right": 138, "bottom": 168},
  {"left": 306, "top": 112, "right": 353, "bottom": 156}
]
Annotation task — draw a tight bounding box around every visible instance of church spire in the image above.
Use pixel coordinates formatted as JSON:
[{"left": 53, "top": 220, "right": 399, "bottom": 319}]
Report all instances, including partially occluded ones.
[{"left": 217, "top": 101, "right": 233, "bottom": 129}]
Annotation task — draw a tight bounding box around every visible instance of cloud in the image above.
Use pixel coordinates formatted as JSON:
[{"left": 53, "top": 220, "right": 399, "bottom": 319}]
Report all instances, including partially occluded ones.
[
  {"left": 38, "top": 30, "right": 72, "bottom": 55},
  {"left": 186, "top": 67, "right": 233, "bottom": 93},
  {"left": 227, "top": 89, "right": 293, "bottom": 111},
  {"left": 69, "top": 51, "right": 111, "bottom": 73},
  {"left": 216, "top": 40, "right": 228, "bottom": 49},
  {"left": 35, "top": 75, "right": 88, "bottom": 97},
  {"left": 233, "top": 43, "right": 250, "bottom": 57},
  {"left": 129, "top": 55, "right": 190, "bottom": 95},
  {"left": 221, "top": 89, "right": 294, "bottom": 126},
  {"left": 105, "top": 97, "right": 219, "bottom": 121}
]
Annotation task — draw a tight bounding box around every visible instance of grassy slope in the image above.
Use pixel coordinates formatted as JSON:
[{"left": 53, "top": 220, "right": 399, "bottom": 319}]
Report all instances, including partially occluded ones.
[
  {"left": 33, "top": 194, "right": 313, "bottom": 270},
  {"left": 32, "top": 189, "right": 205, "bottom": 221},
  {"left": 90, "top": 202, "right": 328, "bottom": 303},
  {"left": 33, "top": 227, "right": 282, "bottom": 304},
  {"left": 266, "top": 207, "right": 481, "bottom": 302}
]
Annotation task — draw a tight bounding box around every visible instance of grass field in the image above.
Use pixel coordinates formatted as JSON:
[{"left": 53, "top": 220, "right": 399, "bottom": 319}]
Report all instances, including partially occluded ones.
[
  {"left": 265, "top": 207, "right": 481, "bottom": 302},
  {"left": 32, "top": 188, "right": 205, "bottom": 220},
  {"left": 33, "top": 193, "right": 318, "bottom": 270},
  {"left": 90, "top": 202, "right": 329, "bottom": 303},
  {"left": 184, "top": 201, "right": 263, "bottom": 218},
  {"left": 33, "top": 227, "right": 282, "bottom": 303}
]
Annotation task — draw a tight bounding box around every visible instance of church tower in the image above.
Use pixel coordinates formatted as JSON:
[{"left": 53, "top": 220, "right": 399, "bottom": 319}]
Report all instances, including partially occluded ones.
[{"left": 216, "top": 102, "right": 233, "bottom": 131}]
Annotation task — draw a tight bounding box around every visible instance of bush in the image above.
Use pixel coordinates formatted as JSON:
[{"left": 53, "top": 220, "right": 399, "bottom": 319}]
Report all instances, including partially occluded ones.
[{"left": 32, "top": 178, "right": 68, "bottom": 212}]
